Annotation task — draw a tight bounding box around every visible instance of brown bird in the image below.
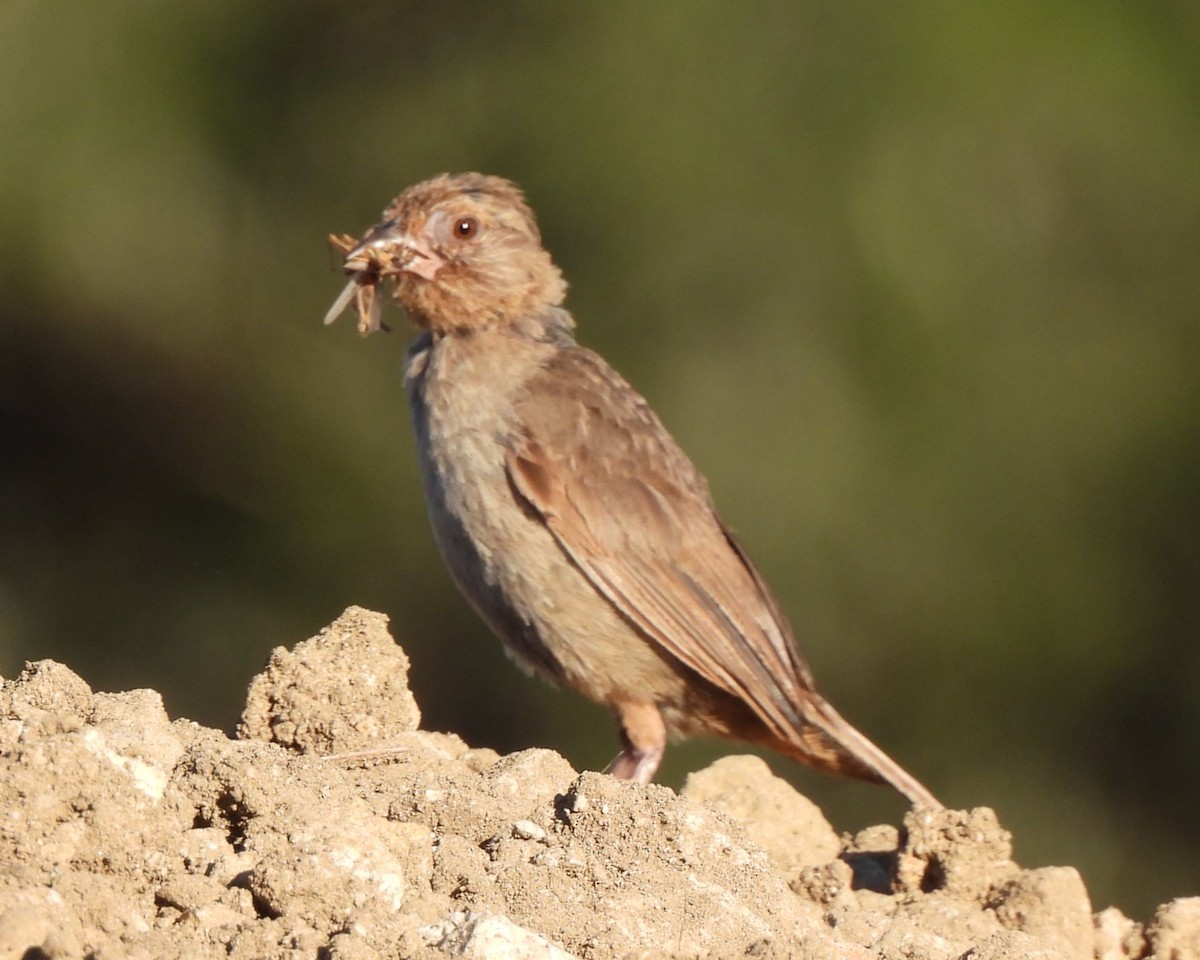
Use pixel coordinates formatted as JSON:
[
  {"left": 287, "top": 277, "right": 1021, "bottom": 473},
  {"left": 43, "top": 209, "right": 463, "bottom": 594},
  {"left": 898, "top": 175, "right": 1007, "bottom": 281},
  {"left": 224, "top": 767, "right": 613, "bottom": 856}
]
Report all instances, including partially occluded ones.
[{"left": 325, "top": 173, "right": 941, "bottom": 808}]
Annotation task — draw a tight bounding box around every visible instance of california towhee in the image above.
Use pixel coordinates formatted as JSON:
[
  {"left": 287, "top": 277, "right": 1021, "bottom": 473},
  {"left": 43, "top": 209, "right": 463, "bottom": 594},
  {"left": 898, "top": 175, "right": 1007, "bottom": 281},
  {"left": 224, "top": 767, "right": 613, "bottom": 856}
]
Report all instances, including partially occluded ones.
[{"left": 325, "top": 173, "right": 941, "bottom": 807}]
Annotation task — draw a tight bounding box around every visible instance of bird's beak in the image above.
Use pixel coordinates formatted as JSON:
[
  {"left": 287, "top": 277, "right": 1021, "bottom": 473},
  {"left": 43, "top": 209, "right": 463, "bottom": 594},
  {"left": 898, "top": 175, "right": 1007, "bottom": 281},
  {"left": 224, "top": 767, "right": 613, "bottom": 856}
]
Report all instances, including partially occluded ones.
[
  {"left": 345, "top": 220, "right": 445, "bottom": 282},
  {"left": 323, "top": 220, "right": 447, "bottom": 333}
]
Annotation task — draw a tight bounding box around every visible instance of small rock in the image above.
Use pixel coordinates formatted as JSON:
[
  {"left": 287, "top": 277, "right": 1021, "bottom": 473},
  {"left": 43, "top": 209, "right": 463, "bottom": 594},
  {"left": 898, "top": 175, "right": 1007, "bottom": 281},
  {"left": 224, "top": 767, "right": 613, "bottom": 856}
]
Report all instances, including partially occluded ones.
[
  {"left": 0, "top": 885, "right": 85, "bottom": 960},
  {"left": 1145, "top": 897, "right": 1200, "bottom": 960},
  {"left": 1, "top": 659, "right": 94, "bottom": 732},
  {"left": 1094, "top": 906, "right": 1145, "bottom": 960},
  {"left": 896, "top": 806, "right": 1017, "bottom": 900},
  {"left": 991, "top": 866, "right": 1092, "bottom": 960},
  {"left": 682, "top": 754, "right": 840, "bottom": 872},
  {"left": 238, "top": 606, "right": 420, "bottom": 754},
  {"left": 421, "top": 910, "right": 581, "bottom": 959},
  {"left": 512, "top": 820, "right": 547, "bottom": 842}
]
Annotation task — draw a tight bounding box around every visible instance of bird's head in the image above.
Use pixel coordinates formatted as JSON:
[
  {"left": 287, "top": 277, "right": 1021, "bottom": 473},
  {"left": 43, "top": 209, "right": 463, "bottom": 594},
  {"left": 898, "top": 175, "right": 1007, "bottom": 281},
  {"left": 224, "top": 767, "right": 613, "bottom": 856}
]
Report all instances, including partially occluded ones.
[{"left": 325, "top": 173, "right": 567, "bottom": 335}]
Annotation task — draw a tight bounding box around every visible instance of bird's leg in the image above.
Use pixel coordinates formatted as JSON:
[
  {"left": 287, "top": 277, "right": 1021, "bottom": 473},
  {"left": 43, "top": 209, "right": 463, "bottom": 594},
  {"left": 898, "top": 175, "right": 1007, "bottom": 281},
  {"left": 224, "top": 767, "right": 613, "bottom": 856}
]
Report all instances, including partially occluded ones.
[{"left": 605, "top": 701, "right": 666, "bottom": 784}]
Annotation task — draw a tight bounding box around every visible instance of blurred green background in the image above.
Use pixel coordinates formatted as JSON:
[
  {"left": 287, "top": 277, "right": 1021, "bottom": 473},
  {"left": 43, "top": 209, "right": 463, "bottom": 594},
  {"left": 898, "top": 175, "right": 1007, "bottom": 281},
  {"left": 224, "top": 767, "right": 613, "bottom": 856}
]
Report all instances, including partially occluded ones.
[{"left": 2, "top": 1, "right": 1197, "bottom": 918}]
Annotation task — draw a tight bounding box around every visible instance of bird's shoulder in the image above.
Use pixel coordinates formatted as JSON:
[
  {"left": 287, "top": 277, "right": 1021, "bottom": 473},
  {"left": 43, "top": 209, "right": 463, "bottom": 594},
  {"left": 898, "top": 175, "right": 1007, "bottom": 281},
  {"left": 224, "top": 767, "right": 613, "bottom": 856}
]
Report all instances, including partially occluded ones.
[{"left": 510, "top": 345, "right": 714, "bottom": 527}]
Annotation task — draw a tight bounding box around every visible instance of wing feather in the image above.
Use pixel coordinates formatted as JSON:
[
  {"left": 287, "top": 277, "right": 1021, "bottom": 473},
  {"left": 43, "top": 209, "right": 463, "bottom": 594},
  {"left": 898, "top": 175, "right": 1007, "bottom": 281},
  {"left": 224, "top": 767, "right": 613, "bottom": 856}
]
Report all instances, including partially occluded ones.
[{"left": 505, "top": 346, "right": 817, "bottom": 745}]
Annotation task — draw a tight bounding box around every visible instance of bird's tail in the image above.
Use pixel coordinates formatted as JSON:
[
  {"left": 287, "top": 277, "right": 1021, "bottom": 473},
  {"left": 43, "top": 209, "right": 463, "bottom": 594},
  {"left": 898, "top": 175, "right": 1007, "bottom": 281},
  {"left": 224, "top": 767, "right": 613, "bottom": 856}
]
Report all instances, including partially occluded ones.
[{"left": 782, "top": 694, "right": 943, "bottom": 809}]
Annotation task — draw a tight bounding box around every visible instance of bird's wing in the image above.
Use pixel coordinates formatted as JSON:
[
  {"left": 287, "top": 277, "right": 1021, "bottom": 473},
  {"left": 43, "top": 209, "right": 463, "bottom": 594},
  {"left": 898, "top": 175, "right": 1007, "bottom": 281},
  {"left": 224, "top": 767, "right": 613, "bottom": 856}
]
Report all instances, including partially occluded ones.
[{"left": 504, "top": 346, "right": 818, "bottom": 744}]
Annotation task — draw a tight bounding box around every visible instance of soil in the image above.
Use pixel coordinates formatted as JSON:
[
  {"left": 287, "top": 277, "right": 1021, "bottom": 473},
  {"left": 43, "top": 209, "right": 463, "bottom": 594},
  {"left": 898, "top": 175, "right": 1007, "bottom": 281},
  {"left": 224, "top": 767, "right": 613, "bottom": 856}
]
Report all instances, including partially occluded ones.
[{"left": 1, "top": 606, "right": 1196, "bottom": 959}]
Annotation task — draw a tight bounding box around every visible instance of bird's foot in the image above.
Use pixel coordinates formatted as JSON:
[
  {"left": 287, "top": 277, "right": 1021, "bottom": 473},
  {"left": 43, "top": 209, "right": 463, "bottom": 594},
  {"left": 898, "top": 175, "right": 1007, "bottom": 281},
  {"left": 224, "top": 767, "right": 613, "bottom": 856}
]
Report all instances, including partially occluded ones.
[
  {"left": 604, "top": 744, "right": 664, "bottom": 785},
  {"left": 606, "top": 701, "right": 667, "bottom": 784}
]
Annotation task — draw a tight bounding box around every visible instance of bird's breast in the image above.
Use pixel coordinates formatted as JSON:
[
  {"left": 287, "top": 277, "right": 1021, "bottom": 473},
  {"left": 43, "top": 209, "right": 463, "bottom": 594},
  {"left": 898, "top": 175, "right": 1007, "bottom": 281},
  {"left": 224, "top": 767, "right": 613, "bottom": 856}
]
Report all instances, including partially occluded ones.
[
  {"left": 403, "top": 332, "right": 584, "bottom": 682},
  {"left": 404, "top": 332, "right": 536, "bottom": 584}
]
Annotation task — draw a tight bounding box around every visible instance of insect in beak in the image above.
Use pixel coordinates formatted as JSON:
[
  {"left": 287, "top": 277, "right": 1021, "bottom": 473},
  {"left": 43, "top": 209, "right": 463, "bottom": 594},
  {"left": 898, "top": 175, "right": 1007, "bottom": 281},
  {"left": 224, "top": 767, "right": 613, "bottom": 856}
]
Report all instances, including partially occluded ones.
[{"left": 323, "top": 224, "right": 446, "bottom": 335}]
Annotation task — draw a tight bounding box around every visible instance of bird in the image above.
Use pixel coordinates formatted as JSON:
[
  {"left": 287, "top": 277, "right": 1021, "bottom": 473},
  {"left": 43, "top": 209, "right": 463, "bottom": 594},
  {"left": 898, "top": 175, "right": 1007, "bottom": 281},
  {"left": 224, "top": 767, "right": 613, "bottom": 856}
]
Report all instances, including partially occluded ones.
[{"left": 324, "top": 172, "right": 941, "bottom": 808}]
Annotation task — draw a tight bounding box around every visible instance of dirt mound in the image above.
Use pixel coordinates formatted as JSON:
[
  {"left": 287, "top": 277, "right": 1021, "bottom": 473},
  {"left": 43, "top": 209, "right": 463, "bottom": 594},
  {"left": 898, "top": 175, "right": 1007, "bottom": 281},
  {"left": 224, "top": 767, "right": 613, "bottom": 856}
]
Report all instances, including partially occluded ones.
[{"left": 1, "top": 607, "right": 1196, "bottom": 959}]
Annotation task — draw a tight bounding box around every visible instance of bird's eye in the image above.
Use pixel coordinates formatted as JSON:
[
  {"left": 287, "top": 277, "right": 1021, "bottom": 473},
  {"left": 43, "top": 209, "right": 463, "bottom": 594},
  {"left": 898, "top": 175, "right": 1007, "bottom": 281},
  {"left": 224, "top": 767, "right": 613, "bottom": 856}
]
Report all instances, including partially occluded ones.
[{"left": 454, "top": 217, "right": 479, "bottom": 239}]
